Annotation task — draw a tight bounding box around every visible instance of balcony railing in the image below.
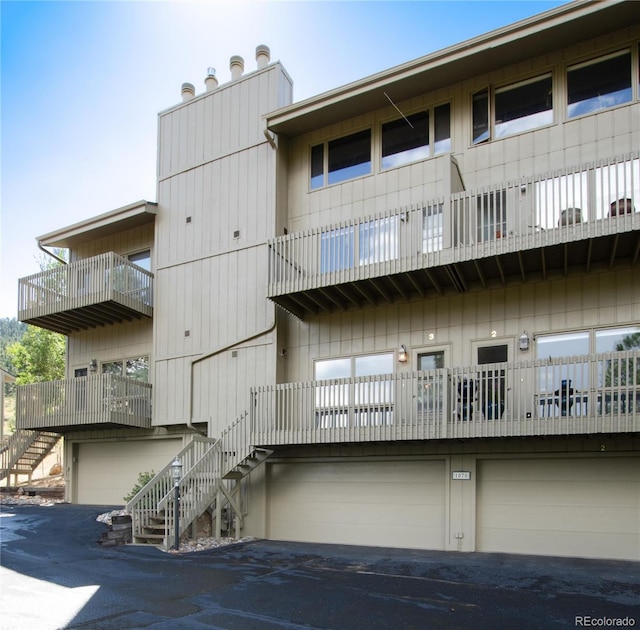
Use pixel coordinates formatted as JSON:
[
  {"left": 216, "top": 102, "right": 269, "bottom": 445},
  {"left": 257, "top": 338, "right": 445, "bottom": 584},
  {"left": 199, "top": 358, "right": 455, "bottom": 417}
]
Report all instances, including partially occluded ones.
[
  {"left": 268, "top": 152, "right": 640, "bottom": 317},
  {"left": 18, "top": 252, "right": 153, "bottom": 334},
  {"left": 16, "top": 374, "right": 152, "bottom": 432},
  {"left": 251, "top": 351, "right": 640, "bottom": 445}
]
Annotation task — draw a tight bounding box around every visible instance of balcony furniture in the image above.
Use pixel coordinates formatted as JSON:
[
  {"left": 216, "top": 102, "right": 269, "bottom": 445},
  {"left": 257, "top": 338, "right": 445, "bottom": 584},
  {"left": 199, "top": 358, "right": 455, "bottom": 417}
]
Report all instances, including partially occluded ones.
[
  {"left": 555, "top": 379, "right": 574, "bottom": 416},
  {"left": 608, "top": 198, "right": 635, "bottom": 217},
  {"left": 536, "top": 391, "right": 589, "bottom": 417},
  {"left": 597, "top": 389, "right": 640, "bottom": 414},
  {"left": 559, "top": 207, "right": 582, "bottom": 226},
  {"left": 457, "top": 378, "right": 475, "bottom": 421},
  {"left": 315, "top": 403, "right": 394, "bottom": 429}
]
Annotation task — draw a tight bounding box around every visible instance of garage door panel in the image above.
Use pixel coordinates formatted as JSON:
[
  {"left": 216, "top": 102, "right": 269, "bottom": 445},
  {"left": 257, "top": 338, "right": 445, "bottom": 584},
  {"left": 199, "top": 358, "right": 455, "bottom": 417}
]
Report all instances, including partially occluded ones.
[
  {"left": 77, "top": 439, "right": 182, "bottom": 505},
  {"left": 269, "top": 460, "right": 445, "bottom": 550},
  {"left": 479, "top": 528, "right": 639, "bottom": 560},
  {"left": 477, "top": 458, "right": 640, "bottom": 560},
  {"left": 271, "top": 479, "right": 442, "bottom": 506}
]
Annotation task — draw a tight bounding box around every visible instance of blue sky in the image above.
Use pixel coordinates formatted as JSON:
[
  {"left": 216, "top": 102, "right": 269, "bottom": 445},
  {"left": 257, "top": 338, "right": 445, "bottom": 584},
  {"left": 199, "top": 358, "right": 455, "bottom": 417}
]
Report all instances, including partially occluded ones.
[{"left": 0, "top": 0, "right": 568, "bottom": 318}]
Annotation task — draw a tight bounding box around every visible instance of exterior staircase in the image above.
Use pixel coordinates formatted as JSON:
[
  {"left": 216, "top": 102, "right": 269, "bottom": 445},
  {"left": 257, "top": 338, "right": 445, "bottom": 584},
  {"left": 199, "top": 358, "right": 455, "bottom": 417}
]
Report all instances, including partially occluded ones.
[
  {"left": 127, "top": 412, "right": 272, "bottom": 549},
  {"left": 0, "top": 430, "right": 61, "bottom": 484}
]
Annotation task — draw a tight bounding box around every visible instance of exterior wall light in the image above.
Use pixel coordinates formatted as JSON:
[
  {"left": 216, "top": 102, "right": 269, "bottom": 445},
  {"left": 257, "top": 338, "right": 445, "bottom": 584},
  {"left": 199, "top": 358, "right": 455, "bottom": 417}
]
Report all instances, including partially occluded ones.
[
  {"left": 171, "top": 457, "right": 182, "bottom": 550},
  {"left": 398, "top": 345, "right": 408, "bottom": 363},
  {"left": 88, "top": 359, "right": 97, "bottom": 372},
  {"left": 519, "top": 332, "right": 530, "bottom": 351}
]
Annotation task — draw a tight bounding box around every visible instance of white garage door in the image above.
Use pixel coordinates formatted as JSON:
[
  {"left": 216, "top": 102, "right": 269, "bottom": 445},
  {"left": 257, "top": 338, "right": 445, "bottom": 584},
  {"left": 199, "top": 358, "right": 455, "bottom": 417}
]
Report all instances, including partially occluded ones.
[
  {"left": 268, "top": 460, "right": 445, "bottom": 550},
  {"left": 76, "top": 439, "right": 182, "bottom": 505},
  {"left": 477, "top": 457, "right": 640, "bottom": 560}
]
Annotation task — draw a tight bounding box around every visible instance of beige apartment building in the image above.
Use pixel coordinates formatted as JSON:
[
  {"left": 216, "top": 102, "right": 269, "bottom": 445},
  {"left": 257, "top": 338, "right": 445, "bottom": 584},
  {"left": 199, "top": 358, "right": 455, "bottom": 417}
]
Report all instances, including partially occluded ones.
[{"left": 4, "top": 0, "right": 640, "bottom": 560}]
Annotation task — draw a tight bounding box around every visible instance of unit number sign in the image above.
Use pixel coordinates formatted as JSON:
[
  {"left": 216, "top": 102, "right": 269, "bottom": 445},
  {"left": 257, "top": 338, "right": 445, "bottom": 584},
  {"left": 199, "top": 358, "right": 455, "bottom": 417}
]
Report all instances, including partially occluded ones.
[{"left": 452, "top": 471, "right": 471, "bottom": 480}]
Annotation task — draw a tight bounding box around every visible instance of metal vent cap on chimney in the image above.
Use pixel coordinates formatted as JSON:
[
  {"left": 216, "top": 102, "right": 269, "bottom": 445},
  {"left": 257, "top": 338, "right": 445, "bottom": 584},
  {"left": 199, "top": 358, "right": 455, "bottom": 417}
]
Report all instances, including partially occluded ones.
[
  {"left": 205, "top": 67, "right": 218, "bottom": 91},
  {"left": 181, "top": 82, "right": 195, "bottom": 102},
  {"left": 230, "top": 55, "right": 244, "bottom": 80},
  {"left": 255, "top": 45, "right": 270, "bottom": 69}
]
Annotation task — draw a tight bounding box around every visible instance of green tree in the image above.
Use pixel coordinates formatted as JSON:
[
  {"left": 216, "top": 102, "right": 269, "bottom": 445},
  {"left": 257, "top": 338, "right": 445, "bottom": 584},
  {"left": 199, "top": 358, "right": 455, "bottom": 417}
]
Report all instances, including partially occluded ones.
[
  {"left": 604, "top": 332, "right": 640, "bottom": 387},
  {"left": 7, "top": 326, "right": 65, "bottom": 385},
  {"left": 0, "top": 318, "right": 27, "bottom": 374}
]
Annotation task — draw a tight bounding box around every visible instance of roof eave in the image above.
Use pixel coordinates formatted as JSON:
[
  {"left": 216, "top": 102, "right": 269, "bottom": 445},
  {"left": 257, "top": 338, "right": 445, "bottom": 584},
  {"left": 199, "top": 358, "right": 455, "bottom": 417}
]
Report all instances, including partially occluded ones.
[
  {"left": 38, "top": 200, "right": 157, "bottom": 249},
  {"left": 266, "top": 0, "right": 636, "bottom": 136}
]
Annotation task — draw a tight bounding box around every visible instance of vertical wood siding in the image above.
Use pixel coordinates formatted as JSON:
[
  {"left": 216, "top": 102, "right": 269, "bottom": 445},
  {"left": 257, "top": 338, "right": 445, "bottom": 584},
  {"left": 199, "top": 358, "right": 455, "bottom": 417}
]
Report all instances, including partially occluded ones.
[{"left": 153, "top": 64, "right": 291, "bottom": 428}]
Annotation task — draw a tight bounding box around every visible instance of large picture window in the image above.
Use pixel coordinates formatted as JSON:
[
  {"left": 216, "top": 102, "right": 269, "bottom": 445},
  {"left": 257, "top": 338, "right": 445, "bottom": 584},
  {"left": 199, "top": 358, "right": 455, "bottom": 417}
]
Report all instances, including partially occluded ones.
[
  {"left": 311, "top": 129, "right": 371, "bottom": 189},
  {"left": 567, "top": 50, "right": 632, "bottom": 118},
  {"left": 473, "top": 74, "right": 553, "bottom": 144},
  {"left": 314, "top": 353, "right": 394, "bottom": 427},
  {"left": 495, "top": 74, "right": 552, "bottom": 137},
  {"left": 381, "top": 104, "right": 450, "bottom": 170},
  {"left": 102, "top": 356, "right": 149, "bottom": 382},
  {"left": 320, "top": 217, "right": 398, "bottom": 273}
]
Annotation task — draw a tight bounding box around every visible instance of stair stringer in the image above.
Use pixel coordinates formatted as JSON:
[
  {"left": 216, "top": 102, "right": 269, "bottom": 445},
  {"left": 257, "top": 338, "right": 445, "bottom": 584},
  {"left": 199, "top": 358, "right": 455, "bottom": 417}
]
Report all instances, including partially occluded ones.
[
  {"left": 0, "top": 430, "right": 61, "bottom": 483},
  {"left": 157, "top": 411, "right": 273, "bottom": 550}
]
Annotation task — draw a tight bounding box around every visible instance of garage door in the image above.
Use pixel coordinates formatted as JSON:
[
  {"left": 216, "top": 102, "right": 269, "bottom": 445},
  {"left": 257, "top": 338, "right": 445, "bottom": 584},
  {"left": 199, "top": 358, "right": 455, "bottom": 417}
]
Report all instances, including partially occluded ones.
[
  {"left": 76, "top": 439, "right": 182, "bottom": 505},
  {"left": 268, "top": 460, "right": 445, "bottom": 550},
  {"left": 477, "top": 457, "right": 640, "bottom": 560}
]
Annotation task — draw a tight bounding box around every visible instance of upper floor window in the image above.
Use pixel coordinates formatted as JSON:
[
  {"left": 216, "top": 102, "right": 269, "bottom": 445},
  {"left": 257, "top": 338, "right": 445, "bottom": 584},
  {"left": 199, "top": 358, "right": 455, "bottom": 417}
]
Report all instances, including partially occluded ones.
[
  {"left": 128, "top": 250, "right": 151, "bottom": 272},
  {"left": 381, "top": 104, "right": 451, "bottom": 170},
  {"left": 102, "top": 356, "right": 149, "bottom": 381},
  {"left": 495, "top": 74, "right": 552, "bottom": 137},
  {"left": 473, "top": 73, "right": 553, "bottom": 144},
  {"left": 567, "top": 50, "right": 632, "bottom": 118},
  {"left": 320, "top": 216, "right": 399, "bottom": 273},
  {"left": 311, "top": 129, "right": 371, "bottom": 189}
]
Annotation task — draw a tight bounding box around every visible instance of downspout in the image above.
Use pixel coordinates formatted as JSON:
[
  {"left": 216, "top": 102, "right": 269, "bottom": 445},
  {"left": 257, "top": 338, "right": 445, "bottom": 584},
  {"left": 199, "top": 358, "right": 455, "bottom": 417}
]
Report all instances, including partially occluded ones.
[
  {"left": 189, "top": 119, "right": 279, "bottom": 434},
  {"left": 263, "top": 119, "right": 277, "bottom": 149},
  {"left": 38, "top": 241, "right": 68, "bottom": 265},
  {"left": 187, "top": 316, "right": 278, "bottom": 435}
]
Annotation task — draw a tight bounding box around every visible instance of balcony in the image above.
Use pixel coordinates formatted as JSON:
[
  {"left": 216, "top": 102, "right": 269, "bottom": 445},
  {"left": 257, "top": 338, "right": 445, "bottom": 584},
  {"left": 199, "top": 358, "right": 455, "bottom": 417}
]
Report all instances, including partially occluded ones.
[
  {"left": 16, "top": 374, "right": 152, "bottom": 433},
  {"left": 268, "top": 152, "right": 640, "bottom": 318},
  {"left": 251, "top": 351, "right": 640, "bottom": 446},
  {"left": 18, "top": 252, "right": 153, "bottom": 334}
]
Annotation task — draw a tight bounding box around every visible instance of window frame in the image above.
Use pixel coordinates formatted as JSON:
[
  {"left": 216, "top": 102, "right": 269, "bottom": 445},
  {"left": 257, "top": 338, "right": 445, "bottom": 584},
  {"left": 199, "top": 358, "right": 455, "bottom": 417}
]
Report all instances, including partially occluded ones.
[
  {"left": 310, "top": 128, "right": 372, "bottom": 190},
  {"left": 472, "top": 71, "right": 555, "bottom": 145},
  {"left": 380, "top": 102, "right": 451, "bottom": 171},
  {"left": 101, "top": 355, "right": 150, "bottom": 382},
  {"left": 566, "top": 48, "right": 633, "bottom": 120}
]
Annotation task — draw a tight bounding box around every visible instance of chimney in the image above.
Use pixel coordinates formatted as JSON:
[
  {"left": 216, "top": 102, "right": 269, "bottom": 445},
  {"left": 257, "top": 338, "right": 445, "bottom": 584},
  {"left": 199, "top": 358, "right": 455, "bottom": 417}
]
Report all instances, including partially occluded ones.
[
  {"left": 230, "top": 55, "right": 244, "bottom": 80},
  {"left": 255, "top": 45, "right": 270, "bottom": 69},
  {"left": 181, "top": 82, "right": 195, "bottom": 102},
  {"left": 205, "top": 67, "right": 218, "bottom": 91}
]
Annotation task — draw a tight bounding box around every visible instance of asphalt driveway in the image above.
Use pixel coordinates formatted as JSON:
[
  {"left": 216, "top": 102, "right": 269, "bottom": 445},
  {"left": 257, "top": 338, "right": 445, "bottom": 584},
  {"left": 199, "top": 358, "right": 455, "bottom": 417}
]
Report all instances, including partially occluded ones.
[{"left": 0, "top": 504, "right": 638, "bottom": 629}]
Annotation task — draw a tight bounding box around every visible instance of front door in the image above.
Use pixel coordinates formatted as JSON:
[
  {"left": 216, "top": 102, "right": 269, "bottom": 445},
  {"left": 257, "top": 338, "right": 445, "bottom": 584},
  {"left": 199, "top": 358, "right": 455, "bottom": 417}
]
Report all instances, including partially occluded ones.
[
  {"left": 417, "top": 351, "right": 445, "bottom": 416},
  {"left": 74, "top": 368, "right": 87, "bottom": 411},
  {"left": 477, "top": 344, "right": 508, "bottom": 419}
]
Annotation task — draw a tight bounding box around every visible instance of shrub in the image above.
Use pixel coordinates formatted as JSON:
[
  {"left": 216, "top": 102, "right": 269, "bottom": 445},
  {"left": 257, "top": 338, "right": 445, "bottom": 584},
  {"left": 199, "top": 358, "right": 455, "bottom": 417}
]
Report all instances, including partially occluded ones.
[{"left": 123, "top": 470, "right": 155, "bottom": 503}]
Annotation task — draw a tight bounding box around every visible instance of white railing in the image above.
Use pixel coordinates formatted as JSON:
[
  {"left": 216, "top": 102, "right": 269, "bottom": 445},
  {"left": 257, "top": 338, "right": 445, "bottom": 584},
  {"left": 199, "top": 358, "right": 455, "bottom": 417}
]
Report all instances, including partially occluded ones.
[
  {"left": 159, "top": 412, "right": 253, "bottom": 550},
  {"left": 126, "top": 435, "right": 217, "bottom": 545},
  {"left": 16, "top": 374, "right": 152, "bottom": 430},
  {"left": 252, "top": 351, "right": 640, "bottom": 444},
  {"left": 0, "top": 430, "right": 39, "bottom": 479},
  {"left": 268, "top": 152, "right": 639, "bottom": 297},
  {"left": 18, "top": 252, "right": 153, "bottom": 320},
  {"left": 128, "top": 412, "right": 254, "bottom": 550}
]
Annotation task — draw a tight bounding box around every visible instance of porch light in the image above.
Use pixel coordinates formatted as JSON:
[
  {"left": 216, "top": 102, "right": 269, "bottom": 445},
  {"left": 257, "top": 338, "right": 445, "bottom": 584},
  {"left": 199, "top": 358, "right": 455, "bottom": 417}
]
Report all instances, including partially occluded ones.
[
  {"left": 171, "top": 456, "right": 182, "bottom": 484},
  {"left": 88, "top": 359, "right": 97, "bottom": 372},
  {"left": 171, "top": 456, "right": 182, "bottom": 551},
  {"left": 519, "top": 332, "right": 530, "bottom": 351},
  {"left": 398, "top": 345, "right": 408, "bottom": 363}
]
